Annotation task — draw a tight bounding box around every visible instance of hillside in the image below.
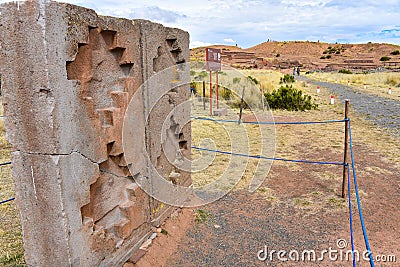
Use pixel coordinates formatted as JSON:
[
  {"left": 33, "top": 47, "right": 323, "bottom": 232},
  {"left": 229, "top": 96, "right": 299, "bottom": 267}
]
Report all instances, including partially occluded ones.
[{"left": 191, "top": 41, "right": 400, "bottom": 71}]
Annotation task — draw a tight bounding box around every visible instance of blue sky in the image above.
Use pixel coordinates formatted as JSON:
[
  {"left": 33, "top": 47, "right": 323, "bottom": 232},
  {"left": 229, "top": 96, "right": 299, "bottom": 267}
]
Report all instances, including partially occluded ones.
[{"left": 2, "top": 0, "right": 400, "bottom": 48}]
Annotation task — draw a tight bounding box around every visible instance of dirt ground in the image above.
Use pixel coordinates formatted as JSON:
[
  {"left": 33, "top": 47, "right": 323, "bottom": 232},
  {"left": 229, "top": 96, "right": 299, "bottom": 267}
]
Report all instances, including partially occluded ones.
[
  {"left": 2, "top": 75, "right": 399, "bottom": 266},
  {"left": 132, "top": 118, "right": 400, "bottom": 266}
]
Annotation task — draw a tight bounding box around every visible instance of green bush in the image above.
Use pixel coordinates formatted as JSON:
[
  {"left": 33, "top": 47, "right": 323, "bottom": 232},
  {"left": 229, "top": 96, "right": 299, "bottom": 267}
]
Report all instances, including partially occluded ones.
[
  {"left": 339, "top": 69, "right": 353, "bottom": 74},
  {"left": 279, "top": 74, "right": 295, "bottom": 84},
  {"left": 220, "top": 86, "right": 233, "bottom": 100},
  {"left": 233, "top": 77, "right": 241, "bottom": 84},
  {"left": 390, "top": 50, "right": 400, "bottom": 55},
  {"left": 247, "top": 75, "right": 259, "bottom": 85},
  {"left": 264, "top": 85, "right": 318, "bottom": 111},
  {"left": 385, "top": 76, "right": 399, "bottom": 86},
  {"left": 199, "top": 71, "right": 208, "bottom": 77},
  {"left": 380, "top": 56, "right": 391, "bottom": 61},
  {"left": 276, "top": 53, "right": 280, "bottom": 57},
  {"left": 326, "top": 55, "right": 332, "bottom": 59},
  {"left": 320, "top": 56, "right": 326, "bottom": 59}
]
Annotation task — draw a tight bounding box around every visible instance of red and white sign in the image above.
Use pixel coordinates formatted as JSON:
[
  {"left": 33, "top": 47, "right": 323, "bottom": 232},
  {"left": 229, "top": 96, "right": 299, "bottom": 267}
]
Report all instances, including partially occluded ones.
[{"left": 206, "top": 48, "right": 221, "bottom": 71}]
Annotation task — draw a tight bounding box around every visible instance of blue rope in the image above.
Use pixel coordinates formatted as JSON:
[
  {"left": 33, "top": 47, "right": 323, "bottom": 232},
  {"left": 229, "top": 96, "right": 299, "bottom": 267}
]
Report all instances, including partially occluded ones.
[
  {"left": 0, "top": 162, "right": 11, "bottom": 167},
  {"left": 191, "top": 116, "right": 348, "bottom": 125},
  {"left": 347, "top": 164, "right": 356, "bottom": 267},
  {"left": 192, "top": 146, "right": 345, "bottom": 166},
  {"left": 348, "top": 120, "right": 375, "bottom": 267},
  {"left": 0, "top": 197, "right": 15, "bottom": 205}
]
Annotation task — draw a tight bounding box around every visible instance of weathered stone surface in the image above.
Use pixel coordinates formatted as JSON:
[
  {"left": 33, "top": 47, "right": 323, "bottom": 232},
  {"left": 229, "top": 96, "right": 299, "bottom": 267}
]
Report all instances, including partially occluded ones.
[{"left": 0, "top": 1, "right": 190, "bottom": 266}]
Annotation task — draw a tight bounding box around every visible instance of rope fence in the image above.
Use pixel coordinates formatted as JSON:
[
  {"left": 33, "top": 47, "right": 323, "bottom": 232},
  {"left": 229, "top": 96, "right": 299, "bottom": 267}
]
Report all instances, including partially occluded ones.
[
  {"left": 348, "top": 119, "right": 375, "bottom": 267},
  {"left": 0, "top": 115, "right": 15, "bottom": 205},
  {"left": 192, "top": 114, "right": 374, "bottom": 267},
  {"left": 192, "top": 146, "right": 345, "bottom": 166},
  {"left": 0, "top": 197, "right": 15, "bottom": 205},
  {"left": 0, "top": 112, "right": 377, "bottom": 266},
  {"left": 192, "top": 115, "right": 348, "bottom": 125}
]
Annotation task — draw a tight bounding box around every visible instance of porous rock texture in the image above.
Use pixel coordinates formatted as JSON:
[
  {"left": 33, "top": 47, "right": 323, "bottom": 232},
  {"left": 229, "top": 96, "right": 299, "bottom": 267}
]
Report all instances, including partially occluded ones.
[{"left": 0, "top": 1, "right": 190, "bottom": 266}]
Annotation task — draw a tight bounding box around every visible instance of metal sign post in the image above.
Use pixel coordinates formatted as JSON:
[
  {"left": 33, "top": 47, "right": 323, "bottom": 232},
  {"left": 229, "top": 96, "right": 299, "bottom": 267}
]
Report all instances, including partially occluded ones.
[
  {"left": 216, "top": 71, "right": 219, "bottom": 109},
  {"left": 203, "top": 81, "right": 206, "bottom": 110},
  {"left": 209, "top": 71, "right": 213, "bottom": 116},
  {"left": 206, "top": 48, "right": 221, "bottom": 116}
]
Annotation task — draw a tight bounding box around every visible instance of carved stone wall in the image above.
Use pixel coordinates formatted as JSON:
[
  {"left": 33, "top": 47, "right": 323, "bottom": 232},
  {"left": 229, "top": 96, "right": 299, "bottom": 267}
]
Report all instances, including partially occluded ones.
[{"left": 0, "top": 1, "right": 190, "bottom": 266}]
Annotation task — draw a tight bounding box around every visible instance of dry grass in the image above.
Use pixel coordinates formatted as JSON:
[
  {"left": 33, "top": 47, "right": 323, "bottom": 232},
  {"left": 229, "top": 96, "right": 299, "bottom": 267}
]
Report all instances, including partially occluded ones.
[
  {"left": 0, "top": 69, "right": 399, "bottom": 265},
  {"left": 0, "top": 108, "right": 25, "bottom": 266},
  {"left": 308, "top": 71, "right": 400, "bottom": 100},
  {"left": 191, "top": 69, "right": 400, "bottom": 212},
  {"left": 240, "top": 69, "right": 283, "bottom": 93}
]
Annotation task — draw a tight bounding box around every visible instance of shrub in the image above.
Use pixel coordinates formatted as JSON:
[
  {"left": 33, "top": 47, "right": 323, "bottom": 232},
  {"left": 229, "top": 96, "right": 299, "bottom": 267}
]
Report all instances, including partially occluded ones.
[
  {"left": 326, "top": 55, "right": 332, "bottom": 59},
  {"left": 385, "top": 76, "right": 399, "bottom": 86},
  {"left": 233, "top": 77, "right": 241, "bottom": 84},
  {"left": 264, "top": 85, "right": 318, "bottom": 111},
  {"left": 276, "top": 53, "right": 280, "bottom": 57},
  {"left": 279, "top": 74, "right": 295, "bottom": 84},
  {"left": 198, "top": 71, "right": 208, "bottom": 77},
  {"left": 320, "top": 56, "right": 326, "bottom": 59},
  {"left": 220, "top": 86, "right": 233, "bottom": 100},
  {"left": 380, "top": 56, "right": 391, "bottom": 61},
  {"left": 247, "top": 75, "right": 259, "bottom": 85},
  {"left": 390, "top": 50, "right": 400, "bottom": 55},
  {"left": 339, "top": 69, "right": 353, "bottom": 74}
]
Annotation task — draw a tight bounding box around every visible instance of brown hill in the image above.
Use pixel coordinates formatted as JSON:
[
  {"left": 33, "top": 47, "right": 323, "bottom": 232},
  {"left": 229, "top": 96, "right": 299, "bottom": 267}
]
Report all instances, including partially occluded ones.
[{"left": 191, "top": 42, "right": 400, "bottom": 71}]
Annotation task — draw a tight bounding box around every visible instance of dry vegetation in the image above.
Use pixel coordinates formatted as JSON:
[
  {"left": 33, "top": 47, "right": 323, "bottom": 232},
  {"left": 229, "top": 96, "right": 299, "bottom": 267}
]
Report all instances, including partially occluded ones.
[
  {"left": 1, "top": 69, "right": 399, "bottom": 266},
  {"left": 308, "top": 71, "right": 400, "bottom": 100},
  {"left": 0, "top": 103, "right": 25, "bottom": 267},
  {"left": 191, "top": 69, "right": 400, "bottom": 210},
  {"left": 240, "top": 69, "right": 283, "bottom": 93}
]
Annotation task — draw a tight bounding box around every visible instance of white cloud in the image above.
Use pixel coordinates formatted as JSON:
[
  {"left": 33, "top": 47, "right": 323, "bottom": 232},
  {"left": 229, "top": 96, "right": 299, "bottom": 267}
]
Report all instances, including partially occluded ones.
[
  {"left": 190, "top": 41, "right": 213, "bottom": 49},
  {"left": 1, "top": 0, "right": 399, "bottom": 47},
  {"left": 223, "top": 38, "right": 236, "bottom": 44}
]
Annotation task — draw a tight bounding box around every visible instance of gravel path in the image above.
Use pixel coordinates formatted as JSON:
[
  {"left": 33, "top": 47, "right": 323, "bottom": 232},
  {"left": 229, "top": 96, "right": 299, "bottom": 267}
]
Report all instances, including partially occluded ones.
[{"left": 300, "top": 77, "right": 400, "bottom": 136}]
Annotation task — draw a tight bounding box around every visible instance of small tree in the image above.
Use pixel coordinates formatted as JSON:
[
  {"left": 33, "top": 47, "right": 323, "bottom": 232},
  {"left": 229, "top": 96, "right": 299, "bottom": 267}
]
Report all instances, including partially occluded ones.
[
  {"left": 264, "top": 85, "right": 318, "bottom": 111},
  {"left": 279, "top": 74, "right": 295, "bottom": 84},
  {"left": 339, "top": 69, "right": 352, "bottom": 74},
  {"left": 380, "top": 56, "right": 391, "bottom": 62},
  {"left": 233, "top": 77, "right": 241, "bottom": 84},
  {"left": 247, "top": 75, "right": 259, "bottom": 85}
]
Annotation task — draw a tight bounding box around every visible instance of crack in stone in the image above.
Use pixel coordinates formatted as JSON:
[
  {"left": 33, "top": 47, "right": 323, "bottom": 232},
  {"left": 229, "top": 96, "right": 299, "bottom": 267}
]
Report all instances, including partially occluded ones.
[
  {"left": 99, "top": 167, "right": 133, "bottom": 180},
  {"left": 15, "top": 150, "right": 99, "bottom": 165}
]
